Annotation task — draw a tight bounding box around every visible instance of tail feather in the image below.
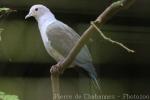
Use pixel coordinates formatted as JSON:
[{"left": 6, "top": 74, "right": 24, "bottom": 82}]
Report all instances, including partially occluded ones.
[
  {"left": 75, "top": 61, "right": 101, "bottom": 92},
  {"left": 90, "top": 74, "right": 101, "bottom": 91}
]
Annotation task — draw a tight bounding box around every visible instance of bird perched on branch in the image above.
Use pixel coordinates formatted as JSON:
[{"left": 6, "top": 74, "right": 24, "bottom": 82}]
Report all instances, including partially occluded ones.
[{"left": 25, "top": 4, "right": 100, "bottom": 90}]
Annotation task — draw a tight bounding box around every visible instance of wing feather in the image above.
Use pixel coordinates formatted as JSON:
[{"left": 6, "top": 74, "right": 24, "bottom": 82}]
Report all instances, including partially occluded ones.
[{"left": 46, "top": 20, "right": 92, "bottom": 63}]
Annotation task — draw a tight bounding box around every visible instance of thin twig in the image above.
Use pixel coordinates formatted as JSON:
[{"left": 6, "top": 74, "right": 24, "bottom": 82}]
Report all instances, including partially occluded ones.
[{"left": 91, "top": 21, "right": 135, "bottom": 53}]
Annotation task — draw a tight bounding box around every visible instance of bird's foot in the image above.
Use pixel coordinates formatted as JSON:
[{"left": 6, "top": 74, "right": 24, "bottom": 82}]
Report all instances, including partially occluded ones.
[{"left": 50, "top": 60, "right": 64, "bottom": 75}]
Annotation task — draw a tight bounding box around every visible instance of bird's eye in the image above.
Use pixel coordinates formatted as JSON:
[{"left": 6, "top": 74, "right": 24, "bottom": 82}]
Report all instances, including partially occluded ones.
[{"left": 35, "top": 8, "right": 38, "bottom": 11}]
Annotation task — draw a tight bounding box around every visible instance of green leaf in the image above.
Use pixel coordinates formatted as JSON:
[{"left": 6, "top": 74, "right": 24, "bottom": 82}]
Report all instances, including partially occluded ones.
[
  {"left": 0, "top": 7, "right": 16, "bottom": 13},
  {"left": 0, "top": 91, "right": 5, "bottom": 95},
  {"left": 0, "top": 91, "right": 20, "bottom": 100},
  {"left": 0, "top": 8, "right": 10, "bottom": 12}
]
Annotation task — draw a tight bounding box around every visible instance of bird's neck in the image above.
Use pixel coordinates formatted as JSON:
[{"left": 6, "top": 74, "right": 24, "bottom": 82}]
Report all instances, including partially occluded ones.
[
  {"left": 37, "top": 13, "right": 57, "bottom": 35},
  {"left": 37, "top": 13, "right": 56, "bottom": 28}
]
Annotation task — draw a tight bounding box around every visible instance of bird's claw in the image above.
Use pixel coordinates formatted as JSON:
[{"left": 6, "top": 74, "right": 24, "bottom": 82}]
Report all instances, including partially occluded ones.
[{"left": 50, "top": 60, "right": 64, "bottom": 75}]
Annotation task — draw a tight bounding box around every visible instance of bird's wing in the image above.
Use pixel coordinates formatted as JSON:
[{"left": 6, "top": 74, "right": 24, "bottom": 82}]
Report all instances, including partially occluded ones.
[{"left": 46, "top": 20, "right": 92, "bottom": 63}]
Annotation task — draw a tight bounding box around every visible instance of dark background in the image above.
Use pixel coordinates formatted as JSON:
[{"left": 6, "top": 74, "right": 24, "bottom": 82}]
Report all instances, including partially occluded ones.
[{"left": 0, "top": 0, "right": 150, "bottom": 100}]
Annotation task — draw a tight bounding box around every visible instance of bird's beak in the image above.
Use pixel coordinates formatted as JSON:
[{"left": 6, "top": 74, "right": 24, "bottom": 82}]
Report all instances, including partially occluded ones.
[{"left": 25, "top": 13, "right": 32, "bottom": 19}]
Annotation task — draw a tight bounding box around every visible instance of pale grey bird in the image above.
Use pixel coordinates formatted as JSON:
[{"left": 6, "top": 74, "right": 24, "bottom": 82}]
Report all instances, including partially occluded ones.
[{"left": 25, "top": 4, "right": 100, "bottom": 90}]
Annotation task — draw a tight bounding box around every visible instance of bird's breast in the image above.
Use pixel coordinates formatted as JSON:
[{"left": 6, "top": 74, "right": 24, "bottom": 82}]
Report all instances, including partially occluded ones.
[
  {"left": 39, "top": 24, "right": 49, "bottom": 43},
  {"left": 38, "top": 24, "right": 64, "bottom": 61}
]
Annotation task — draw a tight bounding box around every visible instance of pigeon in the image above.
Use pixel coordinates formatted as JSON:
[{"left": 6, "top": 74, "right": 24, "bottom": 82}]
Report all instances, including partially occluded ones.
[{"left": 25, "top": 4, "right": 100, "bottom": 90}]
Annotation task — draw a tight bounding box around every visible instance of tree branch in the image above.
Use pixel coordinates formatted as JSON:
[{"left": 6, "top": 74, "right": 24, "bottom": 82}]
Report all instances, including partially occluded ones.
[
  {"left": 61, "top": 0, "right": 136, "bottom": 70},
  {"left": 50, "top": 0, "right": 136, "bottom": 100},
  {"left": 51, "top": 74, "right": 60, "bottom": 100}
]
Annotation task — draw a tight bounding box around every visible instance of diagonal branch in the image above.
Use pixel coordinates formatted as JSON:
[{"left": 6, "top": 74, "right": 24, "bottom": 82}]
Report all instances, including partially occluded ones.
[
  {"left": 50, "top": 0, "right": 136, "bottom": 100},
  {"left": 60, "top": 0, "right": 136, "bottom": 71}
]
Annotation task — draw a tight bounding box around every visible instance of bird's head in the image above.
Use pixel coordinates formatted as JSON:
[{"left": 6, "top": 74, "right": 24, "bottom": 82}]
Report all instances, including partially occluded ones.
[{"left": 25, "top": 4, "right": 53, "bottom": 20}]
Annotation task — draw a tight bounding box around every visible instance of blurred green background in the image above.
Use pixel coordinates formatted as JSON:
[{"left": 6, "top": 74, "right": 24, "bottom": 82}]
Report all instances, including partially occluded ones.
[{"left": 0, "top": 0, "right": 150, "bottom": 100}]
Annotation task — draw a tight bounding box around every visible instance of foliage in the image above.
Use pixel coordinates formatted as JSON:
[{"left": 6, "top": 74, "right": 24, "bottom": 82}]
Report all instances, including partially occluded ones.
[
  {"left": 0, "top": 8, "right": 10, "bottom": 12},
  {"left": 0, "top": 7, "right": 16, "bottom": 41},
  {"left": 0, "top": 7, "right": 16, "bottom": 13},
  {"left": 0, "top": 91, "right": 20, "bottom": 100},
  {"left": 0, "top": 7, "right": 16, "bottom": 18},
  {"left": 0, "top": 7, "right": 19, "bottom": 100}
]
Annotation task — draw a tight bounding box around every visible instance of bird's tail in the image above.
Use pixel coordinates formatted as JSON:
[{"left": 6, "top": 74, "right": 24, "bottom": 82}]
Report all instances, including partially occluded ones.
[
  {"left": 75, "top": 61, "right": 101, "bottom": 92},
  {"left": 90, "top": 73, "right": 101, "bottom": 92}
]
